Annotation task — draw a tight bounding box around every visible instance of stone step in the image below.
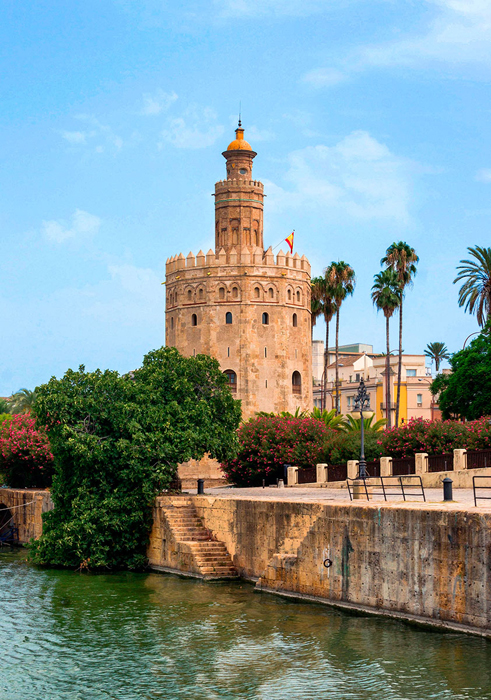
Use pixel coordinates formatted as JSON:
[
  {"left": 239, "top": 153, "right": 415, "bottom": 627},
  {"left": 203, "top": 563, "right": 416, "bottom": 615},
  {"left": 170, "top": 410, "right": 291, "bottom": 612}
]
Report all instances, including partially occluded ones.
[{"left": 200, "top": 566, "right": 238, "bottom": 575}]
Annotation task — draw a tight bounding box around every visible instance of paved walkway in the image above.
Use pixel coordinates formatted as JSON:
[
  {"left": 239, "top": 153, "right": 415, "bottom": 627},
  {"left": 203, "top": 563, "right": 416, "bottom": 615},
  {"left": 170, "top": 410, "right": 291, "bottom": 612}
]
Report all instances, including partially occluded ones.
[{"left": 185, "top": 485, "right": 491, "bottom": 512}]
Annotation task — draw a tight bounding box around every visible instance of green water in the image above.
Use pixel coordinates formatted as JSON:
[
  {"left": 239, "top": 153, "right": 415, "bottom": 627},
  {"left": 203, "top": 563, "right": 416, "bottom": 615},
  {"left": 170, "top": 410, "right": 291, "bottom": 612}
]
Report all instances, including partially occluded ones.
[{"left": 1, "top": 549, "right": 491, "bottom": 700}]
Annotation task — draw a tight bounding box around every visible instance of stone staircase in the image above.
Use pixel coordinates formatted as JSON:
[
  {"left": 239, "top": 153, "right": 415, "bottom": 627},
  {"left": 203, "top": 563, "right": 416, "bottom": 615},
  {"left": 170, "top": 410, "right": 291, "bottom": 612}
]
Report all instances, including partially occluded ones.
[{"left": 161, "top": 499, "right": 238, "bottom": 579}]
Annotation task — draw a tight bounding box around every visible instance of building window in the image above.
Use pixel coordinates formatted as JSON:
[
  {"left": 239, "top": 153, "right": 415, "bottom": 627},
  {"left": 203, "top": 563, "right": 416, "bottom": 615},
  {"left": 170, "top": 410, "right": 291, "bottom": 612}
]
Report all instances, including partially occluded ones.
[
  {"left": 262, "top": 312, "right": 269, "bottom": 325},
  {"left": 219, "top": 287, "right": 225, "bottom": 300},
  {"left": 226, "top": 312, "right": 233, "bottom": 324},
  {"left": 292, "top": 371, "right": 302, "bottom": 395},
  {"left": 254, "top": 286, "right": 260, "bottom": 298},
  {"left": 407, "top": 369, "right": 417, "bottom": 377},
  {"left": 292, "top": 313, "right": 297, "bottom": 327},
  {"left": 198, "top": 288, "right": 204, "bottom": 300},
  {"left": 223, "top": 369, "right": 237, "bottom": 393},
  {"left": 296, "top": 290, "right": 301, "bottom": 303},
  {"left": 265, "top": 379, "right": 268, "bottom": 388},
  {"left": 355, "top": 373, "right": 360, "bottom": 382},
  {"left": 268, "top": 287, "right": 274, "bottom": 299},
  {"left": 227, "top": 347, "right": 230, "bottom": 357},
  {"left": 170, "top": 317, "right": 174, "bottom": 330},
  {"left": 287, "top": 289, "right": 292, "bottom": 301},
  {"left": 191, "top": 313, "right": 197, "bottom": 326},
  {"left": 232, "top": 286, "right": 238, "bottom": 299},
  {"left": 264, "top": 347, "right": 267, "bottom": 358},
  {"left": 417, "top": 393, "right": 423, "bottom": 406},
  {"left": 187, "top": 289, "right": 192, "bottom": 301}
]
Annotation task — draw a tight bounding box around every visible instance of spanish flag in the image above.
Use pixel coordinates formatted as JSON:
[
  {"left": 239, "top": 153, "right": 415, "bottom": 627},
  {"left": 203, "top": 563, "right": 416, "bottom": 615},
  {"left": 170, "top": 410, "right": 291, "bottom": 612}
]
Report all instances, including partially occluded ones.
[{"left": 285, "top": 231, "right": 294, "bottom": 253}]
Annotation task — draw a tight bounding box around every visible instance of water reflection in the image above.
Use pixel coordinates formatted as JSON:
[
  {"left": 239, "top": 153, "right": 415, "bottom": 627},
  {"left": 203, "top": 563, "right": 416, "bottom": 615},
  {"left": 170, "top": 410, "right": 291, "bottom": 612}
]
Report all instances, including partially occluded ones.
[{"left": 0, "top": 549, "right": 490, "bottom": 699}]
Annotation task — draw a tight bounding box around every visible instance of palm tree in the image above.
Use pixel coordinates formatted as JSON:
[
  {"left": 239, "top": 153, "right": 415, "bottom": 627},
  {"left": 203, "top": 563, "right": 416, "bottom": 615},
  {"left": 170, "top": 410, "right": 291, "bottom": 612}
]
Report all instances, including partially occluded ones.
[
  {"left": 371, "top": 269, "right": 401, "bottom": 429},
  {"left": 311, "top": 275, "right": 337, "bottom": 411},
  {"left": 311, "top": 407, "right": 346, "bottom": 431},
  {"left": 341, "top": 413, "right": 387, "bottom": 433},
  {"left": 382, "top": 242, "right": 419, "bottom": 427},
  {"left": 9, "top": 388, "right": 37, "bottom": 415},
  {"left": 424, "top": 342, "right": 450, "bottom": 374},
  {"left": 310, "top": 277, "right": 324, "bottom": 342},
  {"left": 325, "top": 261, "right": 356, "bottom": 415},
  {"left": 454, "top": 246, "right": 491, "bottom": 327},
  {"left": 0, "top": 398, "right": 11, "bottom": 414}
]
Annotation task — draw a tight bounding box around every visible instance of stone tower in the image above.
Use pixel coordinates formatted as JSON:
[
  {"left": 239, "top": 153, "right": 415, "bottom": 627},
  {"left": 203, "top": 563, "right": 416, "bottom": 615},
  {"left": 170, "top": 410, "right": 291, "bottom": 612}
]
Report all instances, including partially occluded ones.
[{"left": 165, "top": 123, "right": 312, "bottom": 419}]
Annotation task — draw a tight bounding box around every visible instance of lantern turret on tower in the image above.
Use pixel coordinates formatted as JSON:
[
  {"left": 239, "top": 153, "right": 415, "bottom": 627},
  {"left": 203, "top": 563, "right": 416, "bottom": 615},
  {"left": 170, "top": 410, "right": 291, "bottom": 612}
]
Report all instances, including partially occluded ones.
[{"left": 214, "top": 122, "right": 264, "bottom": 253}]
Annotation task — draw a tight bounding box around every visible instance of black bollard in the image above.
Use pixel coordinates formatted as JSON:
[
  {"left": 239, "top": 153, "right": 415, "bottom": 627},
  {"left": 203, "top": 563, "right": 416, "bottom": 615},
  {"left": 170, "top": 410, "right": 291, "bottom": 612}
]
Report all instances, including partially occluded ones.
[
  {"left": 262, "top": 479, "right": 266, "bottom": 489},
  {"left": 197, "top": 478, "right": 204, "bottom": 495},
  {"left": 443, "top": 477, "right": 453, "bottom": 501}
]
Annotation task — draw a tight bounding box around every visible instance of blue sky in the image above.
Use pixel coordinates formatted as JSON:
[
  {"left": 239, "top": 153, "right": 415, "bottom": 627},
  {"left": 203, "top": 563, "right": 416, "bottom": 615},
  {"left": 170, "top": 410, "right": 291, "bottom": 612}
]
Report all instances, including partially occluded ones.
[{"left": 1, "top": 0, "right": 490, "bottom": 394}]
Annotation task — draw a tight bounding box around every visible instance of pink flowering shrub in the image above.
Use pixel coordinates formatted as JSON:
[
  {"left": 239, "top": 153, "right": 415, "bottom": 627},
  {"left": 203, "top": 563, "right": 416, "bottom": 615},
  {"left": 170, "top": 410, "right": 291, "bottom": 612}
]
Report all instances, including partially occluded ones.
[
  {"left": 222, "top": 416, "right": 330, "bottom": 487},
  {"left": 378, "top": 417, "right": 491, "bottom": 458},
  {"left": 0, "top": 414, "right": 54, "bottom": 488}
]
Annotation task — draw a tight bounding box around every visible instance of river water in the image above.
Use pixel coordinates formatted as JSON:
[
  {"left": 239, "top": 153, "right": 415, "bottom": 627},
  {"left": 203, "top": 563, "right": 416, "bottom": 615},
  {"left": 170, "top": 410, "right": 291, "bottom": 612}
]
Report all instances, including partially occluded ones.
[{"left": 1, "top": 549, "right": 491, "bottom": 700}]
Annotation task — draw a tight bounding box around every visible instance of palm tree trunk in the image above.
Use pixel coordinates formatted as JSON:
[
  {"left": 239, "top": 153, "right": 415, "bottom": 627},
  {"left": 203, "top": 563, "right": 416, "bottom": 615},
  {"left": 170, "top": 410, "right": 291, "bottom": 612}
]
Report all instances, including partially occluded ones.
[
  {"left": 435, "top": 357, "right": 440, "bottom": 373},
  {"left": 385, "top": 314, "right": 391, "bottom": 430},
  {"left": 335, "top": 309, "right": 340, "bottom": 415},
  {"left": 323, "top": 317, "right": 329, "bottom": 412},
  {"left": 395, "top": 299, "right": 403, "bottom": 427}
]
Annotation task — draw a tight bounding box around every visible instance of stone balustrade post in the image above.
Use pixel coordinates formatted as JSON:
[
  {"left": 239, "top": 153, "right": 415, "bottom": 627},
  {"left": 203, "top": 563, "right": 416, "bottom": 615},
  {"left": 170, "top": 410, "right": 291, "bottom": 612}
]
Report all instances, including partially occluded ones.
[
  {"left": 287, "top": 466, "right": 298, "bottom": 486},
  {"left": 347, "top": 460, "right": 359, "bottom": 480},
  {"left": 415, "top": 453, "right": 429, "bottom": 475},
  {"left": 316, "top": 463, "right": 328, "bottom": 484},
  {"left": 453, "top": 449, "right": 467, "bottom": 471},
  {"left": 380, "top": 457, "right": 393, "bottom": 477}
]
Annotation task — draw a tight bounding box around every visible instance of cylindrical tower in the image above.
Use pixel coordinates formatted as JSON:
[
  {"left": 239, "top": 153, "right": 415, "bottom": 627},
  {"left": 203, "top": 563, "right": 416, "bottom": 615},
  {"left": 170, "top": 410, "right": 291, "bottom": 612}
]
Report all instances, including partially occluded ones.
[{"left": 165, "top": 125, "right": 312, "bottom": 419}]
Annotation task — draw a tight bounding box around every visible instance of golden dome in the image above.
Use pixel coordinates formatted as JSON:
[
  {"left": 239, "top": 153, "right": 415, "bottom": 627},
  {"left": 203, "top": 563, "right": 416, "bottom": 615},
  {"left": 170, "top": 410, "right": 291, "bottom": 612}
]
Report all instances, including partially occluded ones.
[{"left": 226, "top": 124, "right": 252, "bottom": 151}]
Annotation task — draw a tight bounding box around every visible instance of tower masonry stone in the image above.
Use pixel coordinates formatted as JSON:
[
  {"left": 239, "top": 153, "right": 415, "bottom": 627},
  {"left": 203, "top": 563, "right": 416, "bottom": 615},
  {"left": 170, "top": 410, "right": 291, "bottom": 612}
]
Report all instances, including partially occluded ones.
[{"left": 165, "top": 123, "right": 312, "bottom": 419}]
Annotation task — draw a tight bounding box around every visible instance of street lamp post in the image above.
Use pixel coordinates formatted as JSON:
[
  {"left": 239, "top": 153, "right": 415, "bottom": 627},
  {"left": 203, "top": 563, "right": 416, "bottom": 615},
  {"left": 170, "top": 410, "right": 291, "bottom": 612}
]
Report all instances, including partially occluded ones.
[{"left": 353, "top": 378, "right": 371, "bottom": 480}]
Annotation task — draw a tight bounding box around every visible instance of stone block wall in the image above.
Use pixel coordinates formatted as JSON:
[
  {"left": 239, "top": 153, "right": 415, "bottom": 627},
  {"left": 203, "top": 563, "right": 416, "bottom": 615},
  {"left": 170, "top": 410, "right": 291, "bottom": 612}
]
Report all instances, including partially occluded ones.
[{"left": 0, "top": 488, "right": 53, "bottom": 543}]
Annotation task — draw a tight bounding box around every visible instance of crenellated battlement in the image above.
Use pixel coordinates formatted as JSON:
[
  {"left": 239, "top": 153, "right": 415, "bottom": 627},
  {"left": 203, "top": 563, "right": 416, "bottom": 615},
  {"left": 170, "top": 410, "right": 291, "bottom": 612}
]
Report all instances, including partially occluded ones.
[
  {"left": 215, "top": 179, "right": 264, "bottom": 189},
  {"left": 165, "top": 246, "right": 310, "bottom": 276}
]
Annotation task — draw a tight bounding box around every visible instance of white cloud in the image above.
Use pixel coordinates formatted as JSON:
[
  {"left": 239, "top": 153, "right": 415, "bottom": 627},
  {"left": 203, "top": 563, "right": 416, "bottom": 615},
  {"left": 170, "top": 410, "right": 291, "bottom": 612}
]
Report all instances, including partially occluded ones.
[
  {"left": 475, "top": 168, "right": 491, "bottom": 183},
  {"left": 303, "top": 0, "right": 491, "bottom": 87},
  {"left": 159, "top": 106, "right": 224, "bottom": 149},
  {"left": 140, "top": 89, "right": 178, "bottom": 116},
  {"left": 266, "top": 131, "right": 413, "bottom": 222},
  {"left": 42, "top": 209, "right": 101, "bottom": 244},
  {"left": 60, "top": 115, "right": 123, "bottom": 153},
  {"left": 302, "top": 67, "right": 347, "bottom": 88}
]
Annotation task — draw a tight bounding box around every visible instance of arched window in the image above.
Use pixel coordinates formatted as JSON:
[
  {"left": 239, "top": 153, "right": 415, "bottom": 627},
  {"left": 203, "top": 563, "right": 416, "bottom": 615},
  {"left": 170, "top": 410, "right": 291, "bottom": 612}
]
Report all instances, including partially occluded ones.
[
  {"left": 232, "top": 286, "right": 238, "bottom": 299},
  {"left": 198, "top": 288, "right": 204, "bottom": 300},
  {"left": 187, "top": 289, "right": 192, "bottom": 301},
  {"left": 292, "top": 371, "right": 302, "bottom": 394},
  {"left": 268, "top": 287, "right": 274, "bottom": 299},
  {"left": 226, "top": 312, "right": 233, "bottom": 324},
  {"left": 287, "top": 289, "right": 292, "bottom": 301},
  {"left": 191, "top": 313, "right": 197, "bottom": 326},
  {"left": 223, "top": 369, "right": 237, "bottom": 393},
  {"left": 219, "top": 287, "right": 225, "bottom": 300},
  {"left": 170, "top": 317, "right": 174, "bottom": 330},
  {"left": 254, "top": 287, "right": 260, "bottom": 298},
  {"left": 262, "top": 312, "right": 269, "bottom": 325},
  {"left": 296, "top": 290, "right": 301, "bottom": 303},
  {"left": 292, "top": 313, "right": 298, "bottom": 327}
]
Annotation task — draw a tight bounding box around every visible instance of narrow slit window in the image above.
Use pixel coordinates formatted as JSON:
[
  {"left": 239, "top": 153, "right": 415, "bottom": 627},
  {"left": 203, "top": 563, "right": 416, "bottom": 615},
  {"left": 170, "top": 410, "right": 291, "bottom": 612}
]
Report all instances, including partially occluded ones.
[
  {"left": 191, "top": 313, "right": 197, "bottom": 326},
  {"left": 292, "top": 313, "right": 297, "bottom": 327},
  {"left": 262, "top": 312, "right": 269, "bottom": 325},
  {"left": 226, "top": 312, "right": 233, "bottom": 324}
]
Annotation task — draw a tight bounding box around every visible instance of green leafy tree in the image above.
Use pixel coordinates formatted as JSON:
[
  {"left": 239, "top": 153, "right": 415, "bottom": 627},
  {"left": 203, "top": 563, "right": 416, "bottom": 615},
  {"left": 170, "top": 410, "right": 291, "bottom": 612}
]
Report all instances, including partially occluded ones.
[
  {"left": 430, "top": 328, "right": 491, "bottom": 420},
  {"left": 9, "top": 388, "right": 37, "bottom": 415},
  {"left": 424, "top": 342, "right": 450, "bottom": 373},
  {"left": 382, "top": 242, "right": 419, "bottom": 427},
  {"left": 30, "top": 347, "right": 241, "bottom": 570},
  {"left": 371, "top": 269, "right": 401, "bottom": 429},
  {"left": 324, "top": 430, "right": 382, "bottom": 465},
  {"left": 325, "top": 261, "right": 355, "bottom": 415},
  {"left": 0, "top": 398, "right": 11, "bottom": 414},
  {"left": 311, "top": 275, "right": 337, "bottom": 411},
  {"left": 454, "top": 246, "right": 491, "bottom": 327}
]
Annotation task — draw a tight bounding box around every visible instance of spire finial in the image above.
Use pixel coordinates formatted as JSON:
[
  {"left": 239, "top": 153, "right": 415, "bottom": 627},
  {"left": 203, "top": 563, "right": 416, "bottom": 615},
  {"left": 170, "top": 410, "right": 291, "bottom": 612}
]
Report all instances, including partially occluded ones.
[{"left": 238, "top": 101, "right": 241, "bottom": 127}]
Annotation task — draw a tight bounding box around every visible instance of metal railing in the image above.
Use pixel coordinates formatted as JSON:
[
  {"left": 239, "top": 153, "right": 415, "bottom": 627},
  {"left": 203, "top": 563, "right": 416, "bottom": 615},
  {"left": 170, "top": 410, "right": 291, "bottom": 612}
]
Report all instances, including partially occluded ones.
[
  {"left": 365, "top": 459, "right": 380, "bottom": 477},
  {"left": 347, "top": 475, "right": 425, "bottom": 502},
  {"left": 467, "top": 449, "right": 491, "bottom": 470},
  {"left": 428, "top": 453, "right": 454, "bottom": 472},
  {"left": 472, "top": 476, "right": 491, "bottom": 507},
  {"left": 297, "top": 467, "right": 316, "bottom": 484},
  {"left": 391, "top": 456, "right": 416, "bottom": 476},
  {"left": 328, "top": 463, "right": 347, "bottom": 482}
]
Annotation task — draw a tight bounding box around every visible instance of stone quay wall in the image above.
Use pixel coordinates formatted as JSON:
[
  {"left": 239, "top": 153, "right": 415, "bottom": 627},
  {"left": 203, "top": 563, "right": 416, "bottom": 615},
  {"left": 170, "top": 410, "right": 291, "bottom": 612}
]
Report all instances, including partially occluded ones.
[
  {"left": 186, "top": 496, "right": 491, "bottom": 636},
  {"left": 0, "top": 488, "right": 53, "bottom": 543}
]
